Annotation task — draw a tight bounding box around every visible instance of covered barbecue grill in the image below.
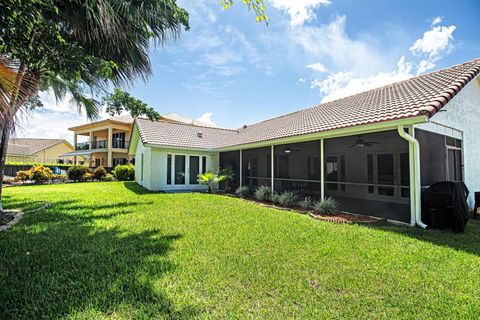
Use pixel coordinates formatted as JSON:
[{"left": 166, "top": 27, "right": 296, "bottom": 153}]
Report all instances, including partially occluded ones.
[{"left": 422, "top": 181, "right": 470, "bottom": 232}]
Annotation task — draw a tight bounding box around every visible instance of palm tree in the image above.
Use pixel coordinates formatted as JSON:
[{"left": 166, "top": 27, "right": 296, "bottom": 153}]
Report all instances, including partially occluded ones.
[
  {"left": 198, "top": 172, "right": 226, "bottom": 193},
  {"left": 0, "top": 0, "right": 189, "bottom": 214}
]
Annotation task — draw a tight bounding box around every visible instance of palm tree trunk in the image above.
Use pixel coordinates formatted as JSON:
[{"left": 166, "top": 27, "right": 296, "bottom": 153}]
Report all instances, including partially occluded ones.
[{"left": 0, "top": 123, "right": 11, "bottom": 219}]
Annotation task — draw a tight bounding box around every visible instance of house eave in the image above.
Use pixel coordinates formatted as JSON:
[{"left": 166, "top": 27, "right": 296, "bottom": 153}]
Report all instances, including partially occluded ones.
[{"left": 216, "top": 115, "right": 429, "bottom": 152}]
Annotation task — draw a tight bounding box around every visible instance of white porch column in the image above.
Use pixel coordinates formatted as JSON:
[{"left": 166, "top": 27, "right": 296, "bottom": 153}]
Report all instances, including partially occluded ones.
[
  {"left": 107, "top": 126, "right": 113, "bottom": 167},
  {"left": 239, "top": 149, "right": 243, "bottom": 187},
  {"left": 89, "top": 131, "right": 93, "bottom": 150},
  {"left": 73, "top": 133, "right": 78, "bottom": 165},
  {"left": 271, "top": 145, "right": 274, "bottom": 193},
  {"left": 320, "top": 139, "right": 325, "bottom": 201}
]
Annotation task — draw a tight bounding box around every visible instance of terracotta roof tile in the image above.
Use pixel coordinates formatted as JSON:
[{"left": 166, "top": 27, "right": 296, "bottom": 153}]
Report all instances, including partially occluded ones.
[
  {"left": 7, "top": 138, "right": 69, "bottom": 156},
  {"left": 136, "top": 58, "right": 480, "bottom": 149}
]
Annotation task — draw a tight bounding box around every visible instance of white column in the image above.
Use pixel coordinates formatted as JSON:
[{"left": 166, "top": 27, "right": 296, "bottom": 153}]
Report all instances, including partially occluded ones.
[
  {"left": 320, "top": 139, "right": 325, "bottom": 201},
  {"left": 408, "top": 126, "right": 416, "bottom": 226},
  {"left": 271, "top": 145, "right": 274, "bottom": 193},
  {"left": 107, "top": 126, "right": 113, "bottom": 167},
  {"left": 239, "top": 149, "right": 243, "bottom": 187},
  {"left": 89, "top": 131, "right": 93, "bottom": 150},
  {"left": 73, "top": 133, "right": 78, "bottom": 165}
]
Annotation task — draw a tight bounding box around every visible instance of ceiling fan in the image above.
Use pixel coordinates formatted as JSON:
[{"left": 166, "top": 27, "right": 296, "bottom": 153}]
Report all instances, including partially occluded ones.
[{"left": 345, "top": 135, "right": 380, "bottom": 148}]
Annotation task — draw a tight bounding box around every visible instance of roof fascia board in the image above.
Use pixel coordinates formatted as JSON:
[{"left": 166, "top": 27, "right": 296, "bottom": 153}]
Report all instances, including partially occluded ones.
[
  {"left": 69, "top": 119, "right": 131, "bottom": 132},
  {"left": 144, "top": 144, "right": 216, "bottom": 153},
  {"left": 128, "top": 122, "right": 140, "bottom": 155},
  {"left": 217, "top": 116, "right": 428, "bottom": 152}
]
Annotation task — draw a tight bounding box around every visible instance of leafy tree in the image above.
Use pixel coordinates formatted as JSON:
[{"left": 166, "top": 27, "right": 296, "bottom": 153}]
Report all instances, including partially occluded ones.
[
  {"left": 103, "top": 89, "right": 161, "bottom": 120},
  {"left": 0, "top": 0, "right": 266, "bottom": 216}
]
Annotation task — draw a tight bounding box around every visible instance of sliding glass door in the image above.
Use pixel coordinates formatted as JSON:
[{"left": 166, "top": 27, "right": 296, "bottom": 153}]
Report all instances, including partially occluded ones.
[{"left": 167, "top": 154, "right": 207, "bottom": 187}]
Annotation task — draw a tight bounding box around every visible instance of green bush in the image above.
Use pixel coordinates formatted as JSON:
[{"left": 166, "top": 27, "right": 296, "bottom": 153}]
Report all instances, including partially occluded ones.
[
  {"left": 68, "top": 165, "right": 91, "bottom": 182},
  {"left": 15, "top": 170, "right": 32, "bottom": 183},
  {"left": 93, "top": 166, "right": 107, "bottom": 181},
  {"left": 254, "top": 185, "right": 271, "bottom": 201},
  {"left": 113, "top": 164, "right": 135, "bottom": 181},
  {"left": 278, "top": 191, "right": 298, "bottom": 208},
  {"left": 103, "top": 173, "right": 115, "bottom": 182},
  {"left": 235, "top": 186, "right": 250, "bottom": 198},
  {"left": 299, "top": 196, "right": 313, "bottom": 210},
  {"left": 52, "top": 174, "right": 68, "bottom": 183},
  {"left": 271, "top": 192, "right": 281, "bottom": 205},
  {"left": 30, "top": 165, "right": 53, "bottom": 184},
  {"left": 6, "top": 161, "right": 71, "bottom": 168},
  {"left": 313, "top": 197, "right": 339, "bottom": 215}
]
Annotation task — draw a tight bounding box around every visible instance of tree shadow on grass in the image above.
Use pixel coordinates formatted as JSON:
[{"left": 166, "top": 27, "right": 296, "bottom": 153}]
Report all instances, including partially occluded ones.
[
  {"left": 363, "top": 219, "right": 480, "bottom": 256},
  {"left": 123, "top": 181, "right": 161, "bottom": 195},
  {"left": 0, "top": 198, "right": 202, "bottom": 319}
]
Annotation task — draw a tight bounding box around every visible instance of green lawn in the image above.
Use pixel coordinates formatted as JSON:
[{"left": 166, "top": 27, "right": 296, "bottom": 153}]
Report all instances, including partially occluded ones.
[{"left": 1, "top": 182, "right": 479, "bottom": 319}]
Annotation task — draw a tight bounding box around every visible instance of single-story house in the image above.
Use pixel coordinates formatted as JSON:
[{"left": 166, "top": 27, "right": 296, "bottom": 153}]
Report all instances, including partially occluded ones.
[
  {"left": 7, "top": 138, "right": 74, "bottom": 164},
  {"left": 129, "top": 58, "right": 480, "bottom": 227}
]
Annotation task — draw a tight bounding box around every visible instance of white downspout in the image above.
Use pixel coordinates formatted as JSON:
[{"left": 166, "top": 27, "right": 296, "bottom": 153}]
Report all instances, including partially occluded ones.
[{"left": 397, "top": 125, "right": 428, "bottom": 228}]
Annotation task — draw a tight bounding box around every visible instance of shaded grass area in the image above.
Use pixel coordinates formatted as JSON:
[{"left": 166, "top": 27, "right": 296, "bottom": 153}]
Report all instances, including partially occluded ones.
[{"left": 1, "top": 182, "right": 479, "bottom": 319}]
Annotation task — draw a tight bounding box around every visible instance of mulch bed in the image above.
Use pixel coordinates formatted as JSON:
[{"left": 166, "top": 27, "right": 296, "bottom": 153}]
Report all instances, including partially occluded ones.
[
  {"left": 308, "top": 212, "right": 383, "bottom": 224},
  {"left": 224, "top": 194, "right": 384, "bottom": 224}
]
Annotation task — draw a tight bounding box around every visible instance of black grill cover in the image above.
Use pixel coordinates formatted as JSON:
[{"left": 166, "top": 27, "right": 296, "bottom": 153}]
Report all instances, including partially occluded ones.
[{"left": 422, "top": 181, "right": 469, "bottom": 232}]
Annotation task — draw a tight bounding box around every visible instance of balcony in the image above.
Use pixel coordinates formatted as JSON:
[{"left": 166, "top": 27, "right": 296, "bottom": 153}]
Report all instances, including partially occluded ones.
[
  {"left": 76, "top": 139, "right": 130, "bottom": 150},
  {"left": 112, "top": 139, "right": 130, "bottom": 149}
]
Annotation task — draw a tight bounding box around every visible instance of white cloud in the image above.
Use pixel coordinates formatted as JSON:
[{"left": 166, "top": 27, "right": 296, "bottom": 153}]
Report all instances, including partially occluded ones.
[
  {"left": 416, "top": 59, "right": 435, "bottom": 74},
  {"left": 197, "top": 112, "right": 216, "bottom": 126},
  {"left": 312, "top": 56, "right": 414, "bottom": 102},
  {"left": 431, "top": 16, "right": 443, "bottom": 26},
  {"left": 306, "top": 62, "right": 328, "bottom": 73},
  {"left": 291, "top": 15, "right": 388, "bottom": 76},
  {"left": 269, "top": 0, "right": 331, "bottom": 26},
  {"left": 409, "top": 25, "right": 456, "bottom": 58}
]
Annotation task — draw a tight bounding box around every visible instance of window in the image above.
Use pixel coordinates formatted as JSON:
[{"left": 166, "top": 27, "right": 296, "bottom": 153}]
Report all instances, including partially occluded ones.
[
  {"left": 326, "top": 156, "right": 339, "bottom": 191},
  {"left": 190, "top": 156, "right": 200, "bottom": 184},
  {"left": 167, "top": 154, "right": 172, "bottom": 185},
  {"left": 202, "top": 156, "right": 207, "bottom": 174},
  {"left": 175, "top": 155, "right": 186, "bottom": 184}
]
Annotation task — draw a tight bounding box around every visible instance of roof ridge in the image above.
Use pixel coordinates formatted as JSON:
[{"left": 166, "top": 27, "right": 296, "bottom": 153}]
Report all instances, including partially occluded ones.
[{"left": 137, "top": 117, "right": 238, "bottom": 133}]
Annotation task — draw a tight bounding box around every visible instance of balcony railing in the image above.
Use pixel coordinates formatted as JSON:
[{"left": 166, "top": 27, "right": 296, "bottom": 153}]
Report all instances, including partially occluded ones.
[
  {"left": 76, "top": 142, "right": 90, "bottom": 150},
  {"left": 76, "top": 139, "right": 130, "bottom": 150},
  {"left": 92, "top": 140, "right": 108, "bottom": 149},
  {"left": 112, "top": 139, "right": 130, "bottom": 149}
]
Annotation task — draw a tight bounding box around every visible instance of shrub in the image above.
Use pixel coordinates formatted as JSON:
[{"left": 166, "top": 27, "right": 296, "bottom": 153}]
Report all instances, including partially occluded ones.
[
  {"left": 235, "top": 186, "right": 250, "bottom": 198},
  {"left": 254, "top": 185, "right": 272, "bottom": 201},
  {"left": 83, "top": 172, "right": 93, "bottom": 181},
  {"left": 271, "top": 192, "right": 281, "bottom": 205},
  {"left": 15, "top": 170, "right": 32, "bottom": 183},
  {"left": 313, "top": 197, "right": 339, "bottom": 215},
  {"left": 30, "top": 165, "right": 53, "bottom": 184},
  {"left": 103, "top": 173, "right": 115, "bottom": 182},
  {"left": 278, "top": 191, "right": 298, "bottom": 208},
  {"left": 299, "top": 196, "right": 313, "bottom": 210},
  {"left": 113, "top": 164, "right": 135, "bottom": 181},
  {"left": 68, "top": 165, "right": 90, "bottom": 182},
  {"left": 93, "top": 166, "right": 107, "bottom": 181},
  {"left": 3, "top": 176, "right": 14, "bottom": 184},
  {"left": 52, "top": 174, "right": 68, "bottom": 183},
  {"left": 219, "top": 166, "right": 235, "bottom": 192}
]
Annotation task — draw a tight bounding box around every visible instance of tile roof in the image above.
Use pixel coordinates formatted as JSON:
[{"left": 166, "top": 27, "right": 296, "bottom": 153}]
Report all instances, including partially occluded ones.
[
  {"left": 7, "top": 138, "right": 70, "bottom": 156},
  {"left": 136, "top": 58, "right": 480, "bottom": 150},
  {"left": 135, "top": 119, "right": 237, "bottom": 150}
]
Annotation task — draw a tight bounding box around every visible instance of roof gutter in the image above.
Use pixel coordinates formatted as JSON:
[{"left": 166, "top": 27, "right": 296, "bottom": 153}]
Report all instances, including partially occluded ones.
[{"left": 397, "top": 125, "right": 427, "bottom": 229}]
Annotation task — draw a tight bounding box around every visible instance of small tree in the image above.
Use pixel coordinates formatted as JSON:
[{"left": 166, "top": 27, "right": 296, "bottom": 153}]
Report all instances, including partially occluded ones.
[
  {"left": 219, "top": 166, "right": 235, "bottom": 192},
  {"left": 198, "top": 172, "right": 226, "bottom": 193}
]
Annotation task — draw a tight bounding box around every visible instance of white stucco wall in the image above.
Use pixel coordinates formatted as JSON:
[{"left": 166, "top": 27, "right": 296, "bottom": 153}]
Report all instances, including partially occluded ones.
[
  {"left": 416, "top": 75, "right": 480, "bottom": 207},
  {"left": 134, "top": 139, "right": 152, "bottom": 190},
  {"left": 134, "top": 142, "right": 220, "bottom": 191}
]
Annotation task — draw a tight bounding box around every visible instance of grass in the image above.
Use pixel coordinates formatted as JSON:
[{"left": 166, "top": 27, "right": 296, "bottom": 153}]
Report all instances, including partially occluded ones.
[{"left": 1, "top": 182, "right": 480, "bottom": 319}]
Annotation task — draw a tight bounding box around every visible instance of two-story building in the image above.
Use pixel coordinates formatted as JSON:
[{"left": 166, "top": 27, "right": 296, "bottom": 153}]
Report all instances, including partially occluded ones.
[
  {"left": 63, "top": 113, "right": 213, "bottom": 168},
  {"left": 63, "top": 115, "right": 134, "bottom": 168}
]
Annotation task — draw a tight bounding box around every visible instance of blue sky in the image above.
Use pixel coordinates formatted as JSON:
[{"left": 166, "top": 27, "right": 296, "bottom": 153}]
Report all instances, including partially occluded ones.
[{"left": 17, "top": 0, "right": 480, "bottom": 141}]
